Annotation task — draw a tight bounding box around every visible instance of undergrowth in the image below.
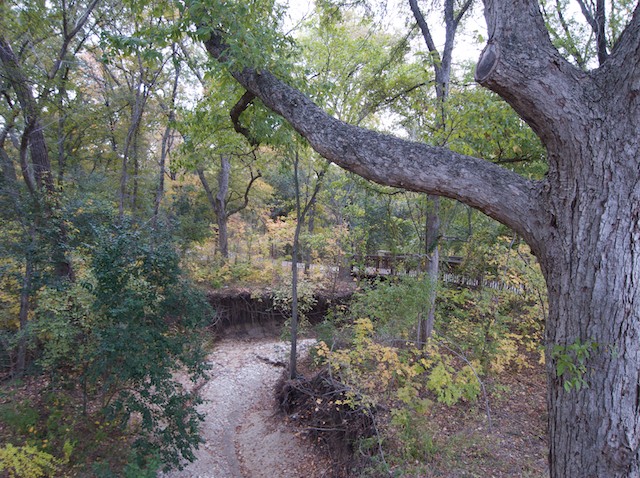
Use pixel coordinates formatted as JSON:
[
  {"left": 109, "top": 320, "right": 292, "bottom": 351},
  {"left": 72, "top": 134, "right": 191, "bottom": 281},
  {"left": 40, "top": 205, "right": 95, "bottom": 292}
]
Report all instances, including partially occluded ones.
[
  {"left": 0, "top": 224, "right": 213, "bottom": 476},
  {"left": 277, "top": 254, "right": 546, "bottom": 477}
]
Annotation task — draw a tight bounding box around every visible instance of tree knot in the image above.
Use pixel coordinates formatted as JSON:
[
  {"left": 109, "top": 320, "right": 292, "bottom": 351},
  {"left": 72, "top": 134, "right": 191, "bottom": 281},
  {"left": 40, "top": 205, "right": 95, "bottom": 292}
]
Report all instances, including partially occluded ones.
[{"left": 475, "top": 41, "right": 500, "bottom": 85}]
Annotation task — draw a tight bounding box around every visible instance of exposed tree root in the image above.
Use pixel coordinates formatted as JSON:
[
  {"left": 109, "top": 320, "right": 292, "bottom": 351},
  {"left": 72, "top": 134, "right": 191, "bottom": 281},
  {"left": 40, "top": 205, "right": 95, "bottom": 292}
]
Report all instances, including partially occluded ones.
[{"left": 276, "top": 367, "right": 378, "bottom": 477}]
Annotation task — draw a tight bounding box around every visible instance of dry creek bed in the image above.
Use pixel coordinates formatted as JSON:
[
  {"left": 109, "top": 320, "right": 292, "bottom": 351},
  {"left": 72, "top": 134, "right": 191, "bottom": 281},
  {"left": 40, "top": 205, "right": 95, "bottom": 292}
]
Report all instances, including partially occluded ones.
[{"left": 161, "top": 337, "right": 331, "bottom": 478}]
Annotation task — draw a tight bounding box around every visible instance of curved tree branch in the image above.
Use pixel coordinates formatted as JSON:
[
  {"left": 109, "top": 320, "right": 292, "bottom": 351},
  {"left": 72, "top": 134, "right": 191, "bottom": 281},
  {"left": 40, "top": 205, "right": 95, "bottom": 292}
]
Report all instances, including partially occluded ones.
[
  {"left": 230, "top": 90, "right": 258, "bottom": 146},
  {"left": 227, "top": 168, "right": 262, "bottom": 217},
  {"left": 201, "top": 33, "right": 542, "bottom": 248}
]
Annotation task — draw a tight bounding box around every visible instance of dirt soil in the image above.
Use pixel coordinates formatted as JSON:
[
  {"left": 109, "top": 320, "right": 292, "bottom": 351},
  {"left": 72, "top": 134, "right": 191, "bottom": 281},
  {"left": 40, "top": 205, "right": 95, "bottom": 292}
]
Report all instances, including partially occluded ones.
[{"left": 161, "top": 336, "right": 332, "bottom": 478}]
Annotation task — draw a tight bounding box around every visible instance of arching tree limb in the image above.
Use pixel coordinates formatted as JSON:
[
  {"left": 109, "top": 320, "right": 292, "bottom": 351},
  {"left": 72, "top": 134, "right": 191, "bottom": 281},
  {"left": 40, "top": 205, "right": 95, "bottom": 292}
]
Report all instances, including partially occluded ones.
[{"left": 202, "top": 39, "right": 544, "bottom": 247}]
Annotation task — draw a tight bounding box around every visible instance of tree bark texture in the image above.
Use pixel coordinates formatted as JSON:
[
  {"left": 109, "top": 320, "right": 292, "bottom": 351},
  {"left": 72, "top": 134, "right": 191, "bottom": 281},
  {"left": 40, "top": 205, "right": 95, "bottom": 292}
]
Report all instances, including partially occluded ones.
[
  {"left": 200, "top": 0, "right": 640, "bottom": 475},
  {"left": 0, "top": 37, "right": 54, "bottom": 194}
]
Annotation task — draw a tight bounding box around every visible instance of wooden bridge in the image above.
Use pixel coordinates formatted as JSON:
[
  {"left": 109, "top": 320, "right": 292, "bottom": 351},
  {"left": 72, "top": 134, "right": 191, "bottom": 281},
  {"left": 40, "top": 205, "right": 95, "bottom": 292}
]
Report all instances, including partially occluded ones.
[
  {"left": 350, "top": 252, "right": 522, "bottom": 292},
  {"left": 350, "top": 252, "right": 462, "bottom": 276}
]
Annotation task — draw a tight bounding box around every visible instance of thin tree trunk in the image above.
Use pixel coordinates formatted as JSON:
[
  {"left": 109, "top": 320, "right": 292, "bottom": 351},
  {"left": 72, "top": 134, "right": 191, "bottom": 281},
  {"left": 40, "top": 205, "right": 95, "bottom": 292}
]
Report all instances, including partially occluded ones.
[
  {"left": 16, "top": 235, "right": 34, "bottom": 375},
  {"left": 56, "top": 65, "right": 71, "bottom": 187},
  {"left": 197, "top": 159, "right": 231, "bottom": 260},
  {"left": 409, "top": 0, "right": 471, "bottom": 343},
  {"left": 419, "top": 195, "right": 439, "bottom": 344},
  {"left": 131, "top": 137, "right": 139, "bottom": 214},
  {"left": 289, "top": 153, "right": 325, "bottom": 379},
  {"left": 289, "top": 217, "right": 302, "bottom": 379},
  {"left": 198, "top": 154, "right": 261, "bottom": 260},
  {"left": 216, "top": 155, "right": 231, "bottom": 258},
  {"left": 119, "top": 90, "right": 145, "bottom": 219},
  {"left": 153, "top": 50, "right": 181, "bottom": 226},
  {"left": 153, "top": 131, "right": 168, "bottom": 225},
  {"left": 303, "top": 203, "right": 315, "bottom": 274}
]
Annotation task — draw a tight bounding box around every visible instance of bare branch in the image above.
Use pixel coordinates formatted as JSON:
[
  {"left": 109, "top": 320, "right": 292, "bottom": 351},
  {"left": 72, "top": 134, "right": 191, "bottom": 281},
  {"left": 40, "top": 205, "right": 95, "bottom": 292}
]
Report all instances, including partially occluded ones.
[
  {"left": 49, "top": 0, "right": 99, "bottom": 81},
  {"left": 229, "top": 90, "right": 259, "bottom": 146},
  {"left": 196, "top": 167, "right": 216, "bottom": 210},
  {"left": 454, "top": 0, "right": 474, "bottom": 25},
  {"left": 409, "top": 0, "right": 439, "bottom": 55},
  {"left": 575, "top": 0, "right": 607, "bottom": 64},
  {"left": 227, "top": 168, "right": 262, "bottom": 217},
  {"left": 548, "top": 0, "right": 587, "bottom": 68}
]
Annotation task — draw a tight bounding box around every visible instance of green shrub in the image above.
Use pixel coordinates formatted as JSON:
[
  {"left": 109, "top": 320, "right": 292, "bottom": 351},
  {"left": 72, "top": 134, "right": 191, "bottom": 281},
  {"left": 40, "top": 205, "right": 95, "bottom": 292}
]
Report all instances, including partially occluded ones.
[
  {"left": 33, "top": 224, "right": 212, "bottom": 471},
  {"left": 0, "top": 401, "right": 39, "bottom": 435},
  {"left": 348, "top": 275, "right": 433, "bottom": 339}
]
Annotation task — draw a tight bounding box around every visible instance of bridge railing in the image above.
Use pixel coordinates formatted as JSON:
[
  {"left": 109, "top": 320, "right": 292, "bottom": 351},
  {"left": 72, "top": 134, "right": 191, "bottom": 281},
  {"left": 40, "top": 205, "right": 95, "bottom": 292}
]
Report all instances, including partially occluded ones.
[
  {"left": 349, "top": 252, "right": 523, "bottom": 293},
  {"left": 350, "top": 252, "right": 462, "bottom": 276}
]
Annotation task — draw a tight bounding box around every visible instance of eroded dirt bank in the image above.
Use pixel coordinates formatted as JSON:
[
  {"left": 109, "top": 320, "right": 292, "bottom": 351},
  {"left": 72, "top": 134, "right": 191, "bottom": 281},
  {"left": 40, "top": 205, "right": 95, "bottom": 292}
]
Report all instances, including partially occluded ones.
[{"left": 161, "top": 337, "right": 331, "bottom": 478}]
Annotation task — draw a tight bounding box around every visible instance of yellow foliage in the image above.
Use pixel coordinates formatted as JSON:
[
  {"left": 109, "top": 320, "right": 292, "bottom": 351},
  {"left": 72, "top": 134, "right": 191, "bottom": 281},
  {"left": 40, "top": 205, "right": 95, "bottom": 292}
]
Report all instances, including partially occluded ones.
[
  {"left": 0, "top": 444, "right": 60, "bottom": 478},
  {"left": 490, "top": 333, "right": 530, "bottom": 373},
  {"left": 315, "top": 318, "right": 482, "bottom": 411}
]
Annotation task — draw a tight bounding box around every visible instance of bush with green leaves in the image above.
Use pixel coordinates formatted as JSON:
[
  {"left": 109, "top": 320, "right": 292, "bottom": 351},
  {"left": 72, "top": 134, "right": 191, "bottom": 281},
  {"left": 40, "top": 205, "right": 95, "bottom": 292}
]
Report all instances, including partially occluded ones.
[
  {"left": 347, "top": 275, "right": 433, "bottom": 340},
  {"left": 435, "top": 236, "right": 546, "bottom": 373},
  {"left": 34, "top": 224, "right": 213, "bottom": 471}
]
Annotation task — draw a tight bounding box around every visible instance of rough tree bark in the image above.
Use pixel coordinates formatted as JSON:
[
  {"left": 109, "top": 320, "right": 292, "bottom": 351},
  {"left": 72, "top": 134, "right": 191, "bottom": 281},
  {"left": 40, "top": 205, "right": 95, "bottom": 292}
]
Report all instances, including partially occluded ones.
[{"left": 200, "top": 0, "right": 640, "bottom": 475}]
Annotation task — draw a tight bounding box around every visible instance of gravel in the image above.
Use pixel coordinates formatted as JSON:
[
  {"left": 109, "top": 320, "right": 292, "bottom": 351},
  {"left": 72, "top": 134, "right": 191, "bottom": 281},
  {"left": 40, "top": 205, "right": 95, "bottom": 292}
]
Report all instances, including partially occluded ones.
[{"left": 161, "top": 337, "right": 330, "bottom": 478}]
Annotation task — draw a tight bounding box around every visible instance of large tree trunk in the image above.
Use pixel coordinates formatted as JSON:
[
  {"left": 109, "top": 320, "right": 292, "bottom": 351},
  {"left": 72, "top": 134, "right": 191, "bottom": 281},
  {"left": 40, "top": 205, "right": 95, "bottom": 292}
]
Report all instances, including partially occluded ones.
[
  {"left": 474, "top": 3, "right": 640, "bottom": 472},
  {"left": 545, "top": 241, "right": 640, "bottom": 476},
  {"left": 539, "top": 136, "right": 640, "bottom": 477}
]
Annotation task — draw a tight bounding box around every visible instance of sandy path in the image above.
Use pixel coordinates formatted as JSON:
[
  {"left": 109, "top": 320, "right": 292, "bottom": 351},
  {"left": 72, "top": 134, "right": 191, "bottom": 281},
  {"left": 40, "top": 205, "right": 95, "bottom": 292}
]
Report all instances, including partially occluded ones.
[{"left": 162, "top": 337, "right": 330, "bottom": 478}]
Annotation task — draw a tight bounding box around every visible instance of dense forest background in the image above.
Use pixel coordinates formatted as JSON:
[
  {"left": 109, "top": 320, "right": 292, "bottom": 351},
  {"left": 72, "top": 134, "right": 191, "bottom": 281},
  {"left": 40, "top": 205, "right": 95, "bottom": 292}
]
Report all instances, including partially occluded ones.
[{"left": 0, "top": 0, "right": 619, "bottom": 475}]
